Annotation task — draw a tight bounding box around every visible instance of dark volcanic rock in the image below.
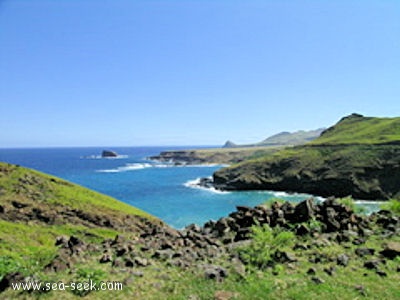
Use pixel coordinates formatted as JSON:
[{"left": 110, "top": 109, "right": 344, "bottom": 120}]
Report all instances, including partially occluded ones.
[
  {"left": 204, "top": 265, "right": 228, "bottom": 281},
  {"left": 102, "top": 150, "right": 118, "bottom": 158},
  {"left": 0, "top": 272, "right": 25, "bottom": 292},
  {"left": 212, "top": 141, "right": 400, "bottom": 200},
  {"left": 380, "top": 242, "right": 400, "bottom": 259},
  {"left": 294, "top": 198, "right": 316, "bottom": 222}
]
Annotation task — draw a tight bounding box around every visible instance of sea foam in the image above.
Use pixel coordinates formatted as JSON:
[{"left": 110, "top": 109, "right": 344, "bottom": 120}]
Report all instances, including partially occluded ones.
[{"left": 184, "top": 177, "right": 231, "bottom": 194}]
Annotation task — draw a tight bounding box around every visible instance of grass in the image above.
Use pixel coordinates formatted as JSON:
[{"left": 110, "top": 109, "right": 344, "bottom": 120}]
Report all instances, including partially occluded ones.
[
  {"left": 0, "top": 162, "right": 152, "bottom": 219},
  {"left": 380, "top": 199, "right": 400, "bottom": 213},
  {"left": 310, "top": 115, "right": 400, "bottom": 145}
]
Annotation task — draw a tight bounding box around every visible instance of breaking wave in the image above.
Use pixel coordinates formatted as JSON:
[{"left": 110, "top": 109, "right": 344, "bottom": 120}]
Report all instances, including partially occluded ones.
[
  {"left": 81, "top": 155, "right": 129, "bottom": 160},
  {"left": 96, "top": 162, "right": 170, "bottom": 173},
  {"left": 183, "top": 177, "right": 231, "bottom": 194}
]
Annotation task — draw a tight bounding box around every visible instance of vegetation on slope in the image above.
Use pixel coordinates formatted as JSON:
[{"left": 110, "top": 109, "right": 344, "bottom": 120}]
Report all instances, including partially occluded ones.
[
  {"left": 311, "top": 113, "right": 400, "bottom": 145},
  {"left": 214, "top": 114, "right": 400, "bottom": 200},
  {"left": 1, "top": 162, "right": 399, "bottom": 299}
]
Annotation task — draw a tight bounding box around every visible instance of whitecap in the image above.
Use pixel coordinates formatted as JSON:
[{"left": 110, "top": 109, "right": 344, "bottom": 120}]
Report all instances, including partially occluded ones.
[
  {"left": 82, "top": 154, "right": 129, "bottom": 160},
  {"left": 96, "top": 163, "right": 153, "bottom": 173},
  {"left": 183, "top": 177, "right": 231, "bottom": 194}
]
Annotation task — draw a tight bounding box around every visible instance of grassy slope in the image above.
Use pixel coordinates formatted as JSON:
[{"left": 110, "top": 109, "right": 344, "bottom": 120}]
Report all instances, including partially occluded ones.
[
  {"left": 311, "top": 115, "right": 400, "bottom": 145},
  {"left": 0, "top": 162, "right": 154, "bottom": 280},
  {"left": 0, "top": 163, "right": 152, "bottom": 217}
]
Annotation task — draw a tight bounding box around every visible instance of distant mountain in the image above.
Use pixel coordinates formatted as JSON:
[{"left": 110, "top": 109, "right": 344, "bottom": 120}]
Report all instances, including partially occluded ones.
[
  {"left": 223, "top": 128, "right": 325, "bottom": 148},
  {"left": 222, "top": 140, "right": 238, "bottom": 148}
]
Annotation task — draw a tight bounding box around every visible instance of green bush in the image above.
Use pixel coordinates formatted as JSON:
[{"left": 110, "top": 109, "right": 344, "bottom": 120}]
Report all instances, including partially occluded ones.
[
  {"left": 71, "top": 267, "right": 106, "bottom": 297},
  {"left": 237, "top": 225, "right": 294, "bottom": 270},
  {"left": 337, "top": 197, "right": 366, "bottom": 214},
  {"left": 380, "top": 199, "right": 400, "bottom": 214}
]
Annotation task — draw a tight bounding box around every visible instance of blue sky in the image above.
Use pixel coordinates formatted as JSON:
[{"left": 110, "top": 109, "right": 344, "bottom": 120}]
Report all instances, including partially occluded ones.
[{"left": 0, "top": 0, "right": 399, "bottom": 147}]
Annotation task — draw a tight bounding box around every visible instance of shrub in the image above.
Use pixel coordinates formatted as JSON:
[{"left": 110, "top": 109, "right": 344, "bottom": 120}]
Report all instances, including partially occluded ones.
[
  {"left": 237, "top": 224, "right": 294, "bottom": 270},
  {"left": 337, "top": 197, "right": 366, "bottom": 214},
  {"left": 380, "top": 199, "right": 400, "bottom": 214}
]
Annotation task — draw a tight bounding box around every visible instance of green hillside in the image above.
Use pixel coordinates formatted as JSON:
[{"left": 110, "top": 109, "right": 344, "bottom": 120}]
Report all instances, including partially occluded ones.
[
  {"left": 213, "top": 114, "right": 400, "bottom": 200},
  {"left": 0, "top": 162, "right": 164, "bottom": 299},
  {"left": 311, "top": 113, "right": 400, "bottom": 145}
]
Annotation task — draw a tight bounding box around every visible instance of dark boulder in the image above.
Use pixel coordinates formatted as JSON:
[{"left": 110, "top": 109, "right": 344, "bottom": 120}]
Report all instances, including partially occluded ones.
[
  {"left": 102, "top": 150, "right": 118, "bottom": 158},
  {"left": 0, "top": 272, "right": 25, "bottom": 292},
  {"left": 355, "top": 248, "right": 375, "bottom": 257},
  {"left": 380, "top": 242, "right": 400, "bottom": 259},
  {"left": 204, "top": 265, "right": 228, "bottom": 281},
  {"left": 294, "top": 198, "right": 316, "bottom": 223}
]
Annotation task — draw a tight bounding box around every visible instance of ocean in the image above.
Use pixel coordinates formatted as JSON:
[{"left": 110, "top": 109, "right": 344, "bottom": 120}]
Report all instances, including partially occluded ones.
[{"left": 0, "top": 147, "right": 381, "bottom": 229}]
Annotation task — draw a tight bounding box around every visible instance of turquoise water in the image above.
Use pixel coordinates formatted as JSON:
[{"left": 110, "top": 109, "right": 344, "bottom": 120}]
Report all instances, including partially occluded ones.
[{"left": 0, "top": 147, "right": 381, "bottom": 228}]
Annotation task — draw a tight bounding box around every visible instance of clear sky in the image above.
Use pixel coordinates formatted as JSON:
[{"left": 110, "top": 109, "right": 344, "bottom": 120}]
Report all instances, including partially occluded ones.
[{"left": 0, "top": 0, "right": 399, "bottom": 147}]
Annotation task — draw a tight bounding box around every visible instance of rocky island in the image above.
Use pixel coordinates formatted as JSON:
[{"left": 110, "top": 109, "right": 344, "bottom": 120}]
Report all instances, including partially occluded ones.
[{"left": 101, "top": 150, "right": 118, "bottom": 158}]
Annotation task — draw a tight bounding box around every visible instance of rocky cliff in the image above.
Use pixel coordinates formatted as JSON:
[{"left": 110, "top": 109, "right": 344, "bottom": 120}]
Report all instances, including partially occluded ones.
[{"left": 213, "top": 114, "right": 400, "bottom": 200}]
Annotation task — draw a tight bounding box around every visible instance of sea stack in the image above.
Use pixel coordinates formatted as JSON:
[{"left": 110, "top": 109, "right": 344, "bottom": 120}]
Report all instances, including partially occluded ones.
[{"left": 102, "top": 150, "right": 118, "bottom": 158}]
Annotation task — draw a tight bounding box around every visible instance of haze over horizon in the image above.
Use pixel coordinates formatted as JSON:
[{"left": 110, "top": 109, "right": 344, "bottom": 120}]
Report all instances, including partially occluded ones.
[{"left": 1, "top": 0, "right": 399, "bottom": 148}]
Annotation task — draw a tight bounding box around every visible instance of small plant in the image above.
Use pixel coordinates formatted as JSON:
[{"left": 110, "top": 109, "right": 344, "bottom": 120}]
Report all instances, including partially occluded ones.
[
  {"left": 71, "top": 267, "right": 106, "bottom": 297},
  {"left": 0, "top": 256, "right": 22, "bottom": 280},
  {"left": 237, "top": 224, "right": 294, "bottom": 270},
  {"left": 307, "top": 218, "right": 323, "bottom": 233},
  {"left": 263, "top": 198, "right": 285, "bottom": 208},
  {"left": 380, "top": 199, "right": 400, "bottom": 214},
  {"left": 338, "top": 197, "right": 366, "bottom": 214}
]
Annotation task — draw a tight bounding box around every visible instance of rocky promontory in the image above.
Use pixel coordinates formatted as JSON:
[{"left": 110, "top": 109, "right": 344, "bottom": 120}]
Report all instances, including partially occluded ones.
[
  {"left": 212, "top": 115, "right": 400, "bottom": 200},
  {"left": 149, "top": 147, "right": 282, "bottom": 165}
]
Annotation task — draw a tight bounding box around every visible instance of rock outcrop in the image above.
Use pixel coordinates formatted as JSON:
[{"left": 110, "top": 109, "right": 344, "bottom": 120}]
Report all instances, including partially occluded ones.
[{"left": 102, "top": 150, "right": 118, "bottom": 157}]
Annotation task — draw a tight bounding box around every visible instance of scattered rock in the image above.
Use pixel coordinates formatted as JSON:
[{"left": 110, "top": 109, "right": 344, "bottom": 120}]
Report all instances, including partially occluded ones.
[
  {"left": 380, "top": 242, "right": 400, "bottom": 259},
  {"left": 336, "top": 254, "right": 349, "bottom": 267},
  {"left": 11, "top": 201, "right": 28, "bottom": 209},
  {"left": 45, "top": 256, "right": 70, "bottom": 272},
  {"left": 311, "top": 276, "right": 325, "bottom": 284},
  {"left": 376, "top": 270, "right": 387, "bottom": 277},
  {"left": 55, "top": 235, "right": 69, "bottom": 247},
  {"left": 204, "top": 265, "right": 228, "bottom": 282},
  {"left": 214, "top": 290, "right": 238, "bottom": 300},
  {"left": 0, "top": 272, "right": 24, "bottom": 292},
  {"left": 99, "top": 253, "right": 112, "bottom": 263},
  {"left": 273, "top": 251, "right": 297, "bottom": 263},
  {"left": 134, "top": 257, "right": 149, "bottom": 267},
  {"left": 364, "top": 260, "right": 380, "bottom": 271},
  {"left": 307, "top": 267, "right": 317, "bottom": 275},
  {"left": 323, "top": 266, "right": 336, "bottom": 276},
  {"left": 355, "top": 247, "right": 375, "bottom": 257}
]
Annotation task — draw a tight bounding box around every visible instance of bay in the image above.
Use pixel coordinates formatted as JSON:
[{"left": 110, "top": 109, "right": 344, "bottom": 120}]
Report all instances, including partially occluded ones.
[{"left": 0, "top": 147, "right": 380, "bottom": 228}]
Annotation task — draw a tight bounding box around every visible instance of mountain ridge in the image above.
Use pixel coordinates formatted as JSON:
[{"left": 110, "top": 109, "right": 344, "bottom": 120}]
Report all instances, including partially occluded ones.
[{"left": 223, "top": 128, "right": 325, "bottom": 148}]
